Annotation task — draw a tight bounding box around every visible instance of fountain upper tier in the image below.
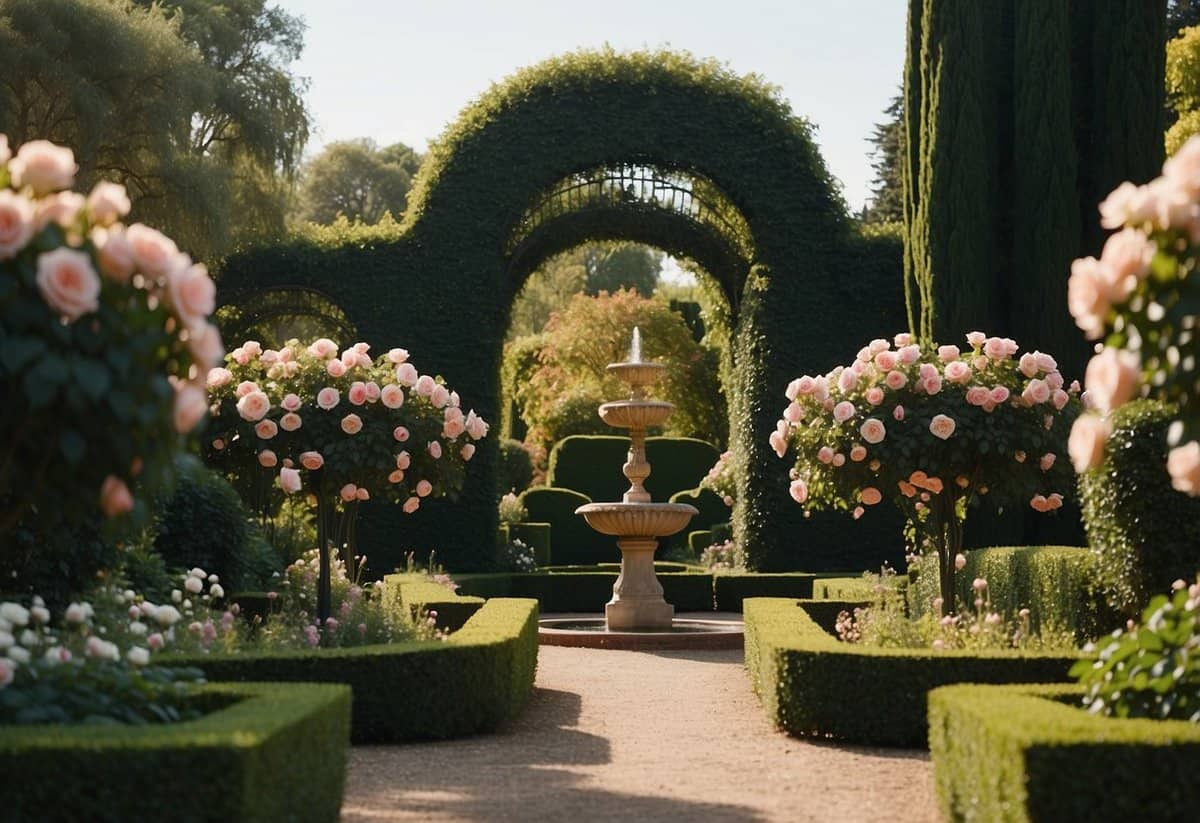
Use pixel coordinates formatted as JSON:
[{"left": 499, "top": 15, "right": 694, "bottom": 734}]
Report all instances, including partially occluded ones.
[{"left": 606, "top": 361, "right": 666, "bottom": 400}]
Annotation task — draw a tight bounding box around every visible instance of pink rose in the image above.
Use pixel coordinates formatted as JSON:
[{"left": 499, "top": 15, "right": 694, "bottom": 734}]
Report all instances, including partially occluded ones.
[
  {"left": 235, "top": 381, "right": 259, "bottom": 398},
  {"left": 1052, "top": 389, "right": 1069, "bottom": 410},
  {"left": 396, "top": 363, "right": 419, "bottom": 386},
  {"left": 380, "top": 384, "right": 405, "bottom": 409},
  {"left": 431, "top": 384, "right": 450, "bottom": 408},
  {"left": 937, "top": 345, "right": 960, "bottom": 362},
  {"left": 188, "top": 322, "right": 224, "bottom": 369},
  {"left": 99, "top": 475, "right": 134, "bottom": 518},
  {"left": 125, "top": 223, "right": 180, "bottom": 278},
  {"left": 783, "top": 402, "right": 803, "bottom": 423},
  {"left": 341, "top": 413, "right": 363, "bottom": 435},
  {"left": 944, "top": 361, "right": 971, "bottom": 384},
  {"left": 34, "top": 191, "right": 84, "bottom": 231},
  {"left": 1047, "top": 493, "right": 1063, "bottom": 510},
  {"left": 308, "top": 338, "right": 338, "bottom": 359},
  {"left": 1035, "top": 353, "right": 1058, "bottom": 373},
  {"left": 865, "top": 387, "right": 884, "bottom": 406},
  {"left": 10, "top": 139, "right": 76, "bottom": 194},
  {"left": 1067, "top": 257, "right": 1111, "bottom": 339},
  {"left": 893, "top": 405, "right": 905, "bottom": 421},
  {"left": 929, "top": 414, "right": 956, "bottom": 440},
  {"left": 989, "top": 386, "right": 1010, "bottom": 404},
  {"left": 1046, "top": 371, "right": 1064, "bottom": 391},
  {"left": 0, "top": 135, "right": 8, "bottom": 164},
  {"left": 897, "top": 344, "right": 922, "bottom": 365},
  {"left": 35, "top": 248, "right": 100, "bottom": 321},
  {"left": 317, "top": 387, "right": 340, "bottom": 410},
  {"left": 86, "top": 181, "right": 131, "bottom": 226},
  {"left": 167, "top": 260, "right": 215, "bottom": 330},
  {"left": 348, "top": 381, "right": 368, "bottom": 405},
  {"left": 212, "top": 438, "right": 226, "bottom": 451},
  {"left": 258, "top": 450, "right": 278, "bottom": 468},
  {"left": 922, "top": 376, "right": 943, "bottom": 395},
  {"left": 396, "top": 451, "right": 411, "bottom": 469},
  {"left": 394, "top": 426, "right": 410, "bottom": 442},
  {"left": 236, "top": 391, "right": 270, "bottom": 422},
  {"left": 869, "top": 338, "right": 890, "bottom": 355},
  {"left": 403, "top": 496, "right": 420, "bottom": 514},
  {"left": 388, "top": 347, "right": 409, "bottom": 363},
  {"left": 789, "top": 479, "right": 808, "bottom": 504},
  {"left": 1164, "top": 136, "right": 1200, "bottom": 196},
  {"left": 1040, "top": 453, "right": 1056, "bottom": 471},
  {"left": 417, "top": 479, "right": 433, "bottom": 498},
  {"left": 860, "top": 418, "right": 886, "bottom": 444},
  {"left": 852, "top": 506, "right": 865, "bottom": 520},
  {"left": 340, "top": 484, "right": 358, "bottom": 503},
  {"left": 924, "top": 477, "right": 944, "bottom": 494},
  {"left": 885, "top": 370, "right": 907, "bottom": 390},
  {"left": 965, "top": 387, "right": 988, "bottom": 406},
  {"left": 817, "top": 446, "right": 834, "bottom": 464},
  {"left": 1022, "top": 379, "right": 1051, "bottom": 405},
  {"left": 461, "top": 443, "right": 476, "bottom": 460},
  {"left": 281, "top": 393, "right": 301, "bottom": 411},
  {"left": 326, "top": 359, "right": 347, "bottom": 378},
  {"left": 173, "top": 383, "right": 207, "bottom": 433},
  {"left": 207, "top": 367, "right": 233, "bottom": 389},
  {"left": 340, "top": 348, "right": 359, "bottom": 367},
  {"left": 860, "top": 487, "right": 882, "bottom": 506},
  {"left": 279, "top": 467, "right": 301, "bottom": 494},
  {"left": 833, "top": 401, "right": 856, "bottom": 423},
  {"left": 1167, "top": 441, "right": 1200, "bottom": 495},
  {"left": 965, "top": 331, "right": 986, "bottom": 348},
  {"left": 299, "top": 451, "right": 324, "bottom": 470},
  {"left": 838, "top": 369, "right": 858, "bottom": 393},
  {"left": 1068, "top": 414, "right": 1111, "bottom": 472},
  {"left": 0, "top": 189, "right": 36, "bottom": 260},
  {"left": 1084, "top": 348, "right": 1140, "bottom": 413},
  {"left": 1019, "top": 353, "right": 1039, "bottom": 378},
  {"left": 389, "top": 469, "right": 405, "bottom": 483},
  {"left": 428, "top": 441, "right": 442, "bottom": 459},
  {"left": 1029, "top": 495, "right": 1050, "bottom": 513},
  {"left": 465, "top": 411, "right": 489, "bottom": 440},
  {"left": 415, "top": 375, "right": 437, "bottom": 397},
  {"left": 356, "top": 487, "right": 370, "bottom": 501},
  {"left": 365, "top": 381, "right": 381, "bottom": 403},
  {"left": 850, "top": 445, "right": 867, "bottom": 461},
  {"left": 894, "top": 332, "right": 913, "bottom": 347},
  {"left": 280, "top": 412, "right": 302, "bottom": 431},
  {"left": 443, "top": 416, "right": 467, "bottom": 438},
  {"left": 874, "top": 351, "right": 898, "bottom": 371},
  {"left": 769, "top": 428, "right": 788, "bottom": 458},
  {"left": 255, "top": 419, "right": 278, "bottom": 440}
]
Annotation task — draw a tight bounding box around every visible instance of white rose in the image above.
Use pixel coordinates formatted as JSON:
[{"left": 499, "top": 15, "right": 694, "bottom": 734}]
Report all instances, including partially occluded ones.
[
  {"left": 7, "top": 646, "right": 31, "bottom": 665},
  {"left": 154, "top": 605, "right": 182, "bottom": 627},
  {"left": 126, "top": 646, "right": 150, "bottom": 666},
  {"left": 0, "top": 603, "right": 29, "bottom": 627},
  {"left": 184, "top": 576, "right": 203, "bottom": 594},
  {"left": 9, "top": 139, "right": 77, "bottom": 194}
]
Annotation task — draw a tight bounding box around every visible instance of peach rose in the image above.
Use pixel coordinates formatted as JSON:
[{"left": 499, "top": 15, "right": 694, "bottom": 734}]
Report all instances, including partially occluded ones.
[
  {"left": 381, "top": 384, "right": 405, "bottom": 409},
  {"left": 444, "top": 417, "right": 467, "bottom": 439},
  {"left": 1029, "top": 494, "right": 1050, "bottom": 513},
  {"left": 850, "top": 445, "right": 867, "bottom": 462},
  {"left": 255, "top": 419, "right": 278, "bottom": 440},
  {"left": 307, "top": 338, "right": 336, "bottom": 358},
  {"left": 34, "top": 191, "right": 84, "bottom": 231},
  {"left": 166, "top": 260, "right": 215, "bottom": 330},
  {"left": 833, "top": 401, "right": 856, "bottom": 423},
  {"left": 1084, "top": 349, "right": 1139, "bottom": 413},
  {"left": 403, "top": 496, "right": 420, "bottom": 514},
  {"left": 0, "top": 189, "right": 35, "bottom": 260},
  {"left": 965, "top": 331, "right": 986, "bottom": 348},
  {"left": 865, "top": 387, "right": 884, "bottom": 406},
  {"left": 365, "top": 381, "right": 381, "bottom": 403},
  {"left": 394, "top": 426, "right": 410, "bottom": 442},
  {"left": 924, "top": 477, "right": 944, "bottom": 494},
  {"left": 789, "top": 478, "right": 808, "bottom": 504},
  {"left": 929, "top": 414, "right": 956, "bottom": 440},
  {"left": 173, "top": 383, "right": 208, "bottom": 433},
  {"left": 461, "top": 443, "right": 476, "bottom": 461},
  {"left": 817, "top": 446, "right": 834, "bottom": 464},
  {"left": 885, "top": 370, "right": 907, "bottom": 390},
  {"left": 428, "top": 441, "right": 442, "bottom": 459},
  {"left": 279, "top": 467, "right": 302, "bottom": 494},
  {"left": 465, "top": 411, "right": 488, "bottom": 440},
  {"left": 838, "top": 368, "right": 858, "bottom": 393},
  {"left": 897, "top": 344, "right": 921, "bottom": 365},
  {"left": 325, "top": 358, "right": 346, "bottom": 378},
  {"left": 317, "top": 387, "right": 340, "bottom": 410},
  {"left": 1164, "top": 135, "right": 1200, "bottom": 195},
  {"left": 944, "top": 361, "right": 971, "bottom": 384},
  {"left": 356, "top": 487, "right": 370, "bottom": 501},
  {"left": 0, "top": 134, "right": 8, "bottom": 164},
  {"left": 938, "top": 345, "right": 960, "bottom": 362},
  {"left": 236, "top": 390, "right": 270, "bottom": 422},
  {"left": 341, "top": 413, "right": 363, "bottom": 435},
  {"left": 1035, "top": 352, "right": 1058, "bottom": 373},
  {"left": 348, "top": 381, "right": 368, "bottom": 405},
  {"left": 207, "top": 367, "right": 233, "bottom": 389},
  {"left": 125, "top": 223, "right": 180, "bottom": 279},
  {"left": 1024, "top": 379, "right": 1051, "bottom": 405},
  {"left": 280, "top": 412, "right": 302, "bottom": 431},
  {"left": 769, "top": 428, "right": 788, "bottom": 458},
  {"left": 396, "top": 451, "right": 411, "bottom": 469},
  {"left": 1067, "top": 257, "right": 1110, "bottom": 339},
  {"left": 898, "top": 480, "right": 917, "bottom": 498},
  {"left": 396, "top": 363, "right": 419, "bottom": 386},
  {"left": 860, "top": 487, "right": 882, "bottom": 505},
  {"left": 922, "top": 376, "right": 943, "bottom": 395},
  {"left": 99, "top": 475, "right": 134, "bottom": 518},
  {"left": 258, "top": 450, "right": 278, "bottom": 468},
  {"left": 431, "top": 384, "right": 450, "bottom": 408},
  {"left": 36, "top": 248, "right": 100, "bottom": 321},
  {"left": 10, "top": 140, "right": 76, "bottom": 194},
  {"left": 1167, "top": 441, "right": 1200, "bottom": 495},
  {"left": 875, "top": 351, "right": 898, "bottom": 371},
  {"left": 340, "top": 484, "right": 358, "bottom": 503},
  {"left": 295, "top": 451, "right": 321, "bottom": 471},
  {"left": 234, "top": 381, "right": 258, "bottom": 398},
  {"left": 1068, "top": 414, "right": 1111, "bottom": 473},
  {"left": 783, "top": 402, "right": 803, "bottom": 423},
  {"left": 389, "top": 469, "right": 405, "bottom": 483},
  {"left": 990, "top": 386, "right": 1010, "bottom": 404},
  {"left": 417, "top": 480, "right": 433, "bottom": 498},
  {"left": 1018, "top": 353, "right": 1039, "bottom": 378},
  {"left": 86, "top": 181, "right": 131, "bottom": 226},
  {"left": 966, "top": 386, "right": 989, "bottom": 406},
  {"left": 860, "top": 418, "right": 886, "bottom": 444}
]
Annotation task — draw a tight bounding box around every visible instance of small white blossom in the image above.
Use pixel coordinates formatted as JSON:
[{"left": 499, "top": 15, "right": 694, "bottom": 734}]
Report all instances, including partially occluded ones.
[
  {"left": 19, "top": 629, "right": 37, "bottom": 647},
  {"left": 7, "top": 646, "right": 31, "bottom": 664},
  {"left": 0, "top": 631, "right": 13, "bottom": 649},
  {"left": 171, "top": 589, "right": 182, "bottom": 604},
  {"left": 29, "top": 606, "right": 50, "bottom": 625},
  {"left": 154, "top": 605, "right": 182, "bottom": 627},
  {"left": 209, "top": 584, "right": 225, "bottom": 599},
  {"left": 0, "top": 603, "right": 30, "bottom": 627},
  {"left": 64, "top": 603, "right": 89, "bottom": 624},
  {"left": 128, "top": 621, "right": 147, "bottom": 636},
  {"left": 126, "top": 647, "right": 150, "bottom": 666},
  {"left": 184, "top": 576, "right": 203, "bottom": 595}
]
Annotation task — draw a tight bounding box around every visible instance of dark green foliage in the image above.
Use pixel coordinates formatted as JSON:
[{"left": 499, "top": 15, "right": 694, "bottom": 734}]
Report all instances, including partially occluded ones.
[
  {"left": 1080, "top": 400, "right": 1200, "bottom": 616},
  {"left": 712, "top": 574, "right": 815, "bottom": 612},
  {"left": 908, "top": 546, "right": 1117, "bottom": 639},
  {"left": 518, "top": 486, "right": 614, "bottom": 565},
  {"left": 497, "top": 438, "right": 535, "bottom": 495},
  {"left": 743, "top": 598, "right": 1079, "bottom": 746},
  {"left": 812, "top": 577, "right": 880, "bottom": 602},
  {"left": 0, "top": 682, "right": 351, "bottom": 823},
  {"left": 297, "top": 139, "right": 418, "bottom": 224},
  {"left": 687, "top": 530, "right": 713, "bottom": 556},
  {"left": 454, "top": 571, "right": 715, "bottom": 612},
  {"left": 0, "top": 662, "right": 206, "bottom": 726},
  {"left": 175, "top": 598, "right": 538, "bottom": 742},
  {"left": 710, "top": 521, "right": 733, "bottom": 544},
  {"left": 862, "top": 93, "right": 906, "bottom": 223},
  {"left": 929, "top": 683, "right": 1200, "bottom": 823},
  {"left": 116, "top": 537, "right": 175, "bottom": 603},
  {"left": 667, "top": 487, "right": 730, "bottom": 546},
  {"left": 386, "top": 574, "right": 485, "bottom": 632},
  {"left": 217, "top": 49, "right": 908, "bottom": 572},
  {"left": 547, "top": 436, "right": 719, "bottom": 504},
  {"left": 0, "top": 519, "right": 116, "bottom": 610},
  {"left": 509, "top": 522, "right": 551, "bottom": 566}
]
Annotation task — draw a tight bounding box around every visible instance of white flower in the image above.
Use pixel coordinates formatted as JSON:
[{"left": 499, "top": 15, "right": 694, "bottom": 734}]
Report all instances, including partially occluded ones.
[
  {"left": 153, "top": 605, "right": 182, "bottom": 627},
  {"left": 0, "top": 603, "right": 29, "bottom": 627},
  {"left": 128, "top": 621, "right": 148, "bottom": 636},
  {"left": 172, "top": 589, "right": 183, "bottom": 604},
  {"left": 43, "top": 646, "right": 68, "bottom": 665},
  {"left": 184, "top": 576, "right": 203, "bottom": 594},
  {"left": 7, "top": 646, "right": 31, "bottom": 665},
  {"left": 85, "top": 636, "right": 119, "bottom": 661},
  {"left": 207, "top": 574, "right": 219, "bottom": 583},
  {"left": 0, "top": 631, "right": 13, "bottom": 649},
  {"left": 127, "top": 647, "right": 150, "bottom": 666},
  {"left": 190, "top": 568, "right": 206, "bottom": 579},
  {"left": 209, "top": 584, "right": 225, "bottom": 599},
  {"left": 64, "top": 602, "right": 90, "bottom": 624},
  {"left": 28, "top": 606, "right": 50, "bottom": 625},
  {"left": 19, "top": 629, "right": 37, "bottom": 647}
]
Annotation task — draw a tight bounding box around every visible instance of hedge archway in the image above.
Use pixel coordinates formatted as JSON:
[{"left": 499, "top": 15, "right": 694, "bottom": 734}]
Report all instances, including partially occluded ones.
[{"left": 218, "top": 49, "right": 906, "bottom": 571}]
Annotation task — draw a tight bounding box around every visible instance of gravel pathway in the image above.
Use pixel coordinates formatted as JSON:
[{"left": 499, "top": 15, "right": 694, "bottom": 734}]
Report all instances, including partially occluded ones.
[{"left": 341, "top": 642, "right": 938, "bottom": 822}]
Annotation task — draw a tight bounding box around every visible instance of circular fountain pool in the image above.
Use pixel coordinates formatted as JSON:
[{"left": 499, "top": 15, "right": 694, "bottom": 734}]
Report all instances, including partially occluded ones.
[{"left": 538, "top": 618, "right": 744, "bottom": 650}]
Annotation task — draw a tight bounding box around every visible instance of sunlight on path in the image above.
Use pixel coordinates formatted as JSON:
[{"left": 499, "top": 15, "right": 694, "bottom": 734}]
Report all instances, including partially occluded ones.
[{"left": 341, "top": 645, "right": 937, "bottom": 822}]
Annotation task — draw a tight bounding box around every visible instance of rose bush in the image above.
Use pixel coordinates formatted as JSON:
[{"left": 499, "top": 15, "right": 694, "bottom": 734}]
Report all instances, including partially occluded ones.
[
  {"left": 775, "top": 332, "right": 1080, "bottom": 613},
  {"left": 0, "top": 135, "right": 220, "bottom": 547},
  {"left": 1068, "top": 135, "right": 1200, "bottom": 493},
  {"left": 204, "top": 337, "right": 488, "bottom": 620},
  {"left": 700, "top": 449, "right": 736, "bottom": 508}
]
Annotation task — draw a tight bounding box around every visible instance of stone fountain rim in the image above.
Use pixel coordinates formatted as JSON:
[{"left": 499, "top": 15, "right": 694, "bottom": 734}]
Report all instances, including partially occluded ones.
[{"left": 575, "top": 501, "right": 699, "bottom": 515}]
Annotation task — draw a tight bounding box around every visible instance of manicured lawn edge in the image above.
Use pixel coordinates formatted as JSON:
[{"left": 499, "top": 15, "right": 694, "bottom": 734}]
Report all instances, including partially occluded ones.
[
  {"left": 173, "top": 597, "right": 538, "bottom": 742},
  {"left": 385, "top": 573, "right": 486, "bottom": 631},
  {"left": 929, "top": 683, "right": 1200, "bottom": 822},
  {"left": 0, "top": 681, "right": 351, "bottom": 823},
  {"left": 743, "top": 598, "right": 1081, "bottom": 746}
]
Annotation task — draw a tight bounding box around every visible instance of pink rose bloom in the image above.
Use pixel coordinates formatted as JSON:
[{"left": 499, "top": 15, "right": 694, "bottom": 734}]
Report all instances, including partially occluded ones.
[
  {"left": 388, "top": 347, "right": 409, "bottom": 363},
  {"left": 972, "top": 356, "right": 990, "bottom": 371},
  {"left": 864, "top": 387, "right": 884, "bottom": 406},
  {"left": 1052, "top": 389, "right": 1069, "bottom": 410},
  {"left": 99, "top": 475, "right": 134, "bottom": 518},
  {"left": 850, "top": 445, "right": 867, "bottom": 462},
  {"left": 812, "top": 377, "right": 830, "bottom": 402},
  {"left": 212, "top": 438, "right": 226, "bottom": 451},
  {"left": 1084, "top": 348, "right": 1140, "bottom": 413},
  {"left": 394, "top": 426, "right": 410, "bottom": 442},
  {"left": 922, "top": 376, "right": 943, "bottom": 395},
  {"left": 989, "top": 386, "right": 1010, "bottom": 404},
  {"left": 1098, "top": 228, "right": 1153, "bottom": 300},
  {"left": 444, "top": 417, "right": 467, "bottom": 439},
  {"left": 869, "top": 338, "right": 890, "bottom": 355},
  {"left": 1019, "top": 353, "right": 1039, "bottom": 378},
  {"left": 1035, "top": 353, "right": 1058, "bottom": 373},
  {"left": 34, "top": 191, "right": 84, "bottom": 231},
  {"left": 415, "top": 375, "right": 437, "bottom": 397},
  {"left": 833, "top": 401, "right": 856, "bottom": 423},
  {"left": 1023, "top": 379, "right": 1051, "bottom": 405},
  {"left": 1045, "top": 371, "right": 1064, "bottom": 391},
  {"left": 1047, "top": 493, "right": 1063, "bottom": 510},
  {"left": 348, "top": 381, "right": 368, "bottom": 405},
  {"left": 259, "top": 349, "right": 280, "bottom": 366},
  {"left": 365, "top": 381, "right": 381, "bottom": 403},
  {"left": 86, "top": 181, "right": 131, "bottom": 226},
  {"left": 353, "top": 341, "right": 370, "bottom": 354},
  {"left": 785, "top": 378, "right": 803, "bottom": 400},
  {"left": 860, "top": 487, "right": 882, "bottom": 506},
  {"left": 897, "top": 344, "right": 921, "bottom": 365},
  {"left": 340, "top": 484, "right": 358, "bottom": 503},
  {"left": 431, "top": 384, "right": 450, "bottom": 408},
  {"left": 838, "top": 368, "right": 858, "bottom": 393},
  {"left": 783, "top": 402, "right": 803, "bottom": 423},
  {"left": 326, "top": 358, "right": 347, "bottom": 378},
  {"left": 1029, "top": 495, "right": 1050, "bottom": 513},
  {"left": 965, "top": 386, "right": 988, "bottom": 406},
  {"left": 898, "top": 480, "right": 917, "bottom": 498},
  {"left": 381, "top": 384, "right": 405, "bottom": 409},
  {"left": 396, "top": 363, "right": 419, "bottom": 386},
  {"left": 852, "top": 506, "right": 864, "bottom": 520},
  {"left": 341, "top": 413, "right": 363, "bottom": 435},
  {"left": 308, "top": 338, "right": 338, "bottom": 359},
  {"left": 428, "top": 441, "right": 442, "bottom": 459},
  {"left": 188, "top": 322, "right": 224, "bottom": 369},
  {"left": 1167, "top": 441, "right": 1200, "bottom": 495},
  {"left": 340, "top": 348, "right": 359, "bottom": 368},
  {"left": 789, "top": 479, "right": 808, "bottom": 504},
  {"left": 207, "top": 367, "right": 233, "bottom": 389},
  {"left": 1164, "top": 135, "right": 1200, "bottom": 195},
  {"left": 817, "top": 446, "right": 834, "bottom": 464},
  {"left": 769, "top": 428, "right": 788, "bottom": 458},
  {"left": 417, "top": 479, "right": 433, "bottom": 498},
  {"left": 965, "top": 331, "right": 986, "bottom": 348},
  {"left": 1068, "top": 414, "right": 1111, "bottom": 472},
  {"left": 10, "top": 139, "right": 76, "bottom": 194},
  {"left": 403, "top": 496, "right": 420, "bottom": 514},
  {"left": 1067, "top": 257, "right": 1111, "bottom": 339},
  {"left": 280, "top": 412, "right": 302, "bottom": 431},
  {"left": 1099, "top": 181, "right": 1153, "bottom": 229},
  {"left": 173, "top": 383, "right": 208, "bottom": 433},
  {"left": 465, "top": 411, "right": 489, "bottom": 440},
  {"left": 90, "top": 225, "right": 134, "bottom": 281},
  {"left": 860, "top": 418, "right": 886, "bottom": 444},
  {"left": 296, "top": 451, "right": 322, "bottom": 471},
  {"left": 0, "top": 135, "right": 7, "bottom": 164},
  {"left": 281, "top": 393, "right": 301, "bottom": 412},
  {"left": 236, "top": 390, "right": 270, "bottom": 422},
  {"left": 461, "top": 443, "right": 476, "bottom": 460},
  {"left": 885, "top": 370, "right": 907, "bottom": 390},
  {"left": 937, "top": 345, "right": 960, "bottom": 362},
  {"left": 918, "top": 363, "right": 938, "bottom": 381},
  {"left": 232, "top": 347, "right": 251, "bottom": 365},
  {"left": 944, "top": 361, "right": 971, "bottom": 384},
  {"left": 894, "top": 332, "right": 913, "bottom": 347},
  {"left": 356, "top": 487, "right": 370, "bottom": 501},
  {"left": 167, "top": 260, "right": 215, "bottom": 330},
  {"left": 317, "top": 387, "right": 340, "bottom": 410},
  {"left": 389, "top": 469, "right": 405, "bottom": 483},
  {"left": 929, "top": 414, "right": 956, "bottom": 440},
  {"left": 235, "top": 380, "right": 259, "bottom": 398},
  {"left": 874, "top": 351, "right": 898, "bottom": 371},
  {"left": 1039, "top": 453, "right": 1056, "bottom": 472},
  {"left": 893, "top": 405, "right": 905, "bottom": 421},
  {"left": 35, "top": 248, "right": 100, "bottom": 321},
  {"left": 258, "top": 450, "right": 277, "bottom": 468},
  {"left": 255, "top": 419, "right": 278, "bottom": 440},
  {"left": 396, "top": 451, "right": 411, "bottom": 469},
  {"left": 125, "top": 223, "right": 180, "bottom": 279}
]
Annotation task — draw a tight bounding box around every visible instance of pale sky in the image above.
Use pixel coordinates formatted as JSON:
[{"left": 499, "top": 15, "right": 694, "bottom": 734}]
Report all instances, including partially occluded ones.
[{"left": 277, "top": 0, "right": 908, "bottom": 214}]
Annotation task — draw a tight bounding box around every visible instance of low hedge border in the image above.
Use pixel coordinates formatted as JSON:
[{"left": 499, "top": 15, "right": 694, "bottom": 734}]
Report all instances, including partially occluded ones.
[
  {"left": 811, "top": 576, "right": 881, "bottom": 601},
  {"left": 743, "top": 598, "right": 1081, "bottom": 746},
  {"left": 929, "top": 683, "right": 1200, "bottom": 822},
  {"left": 0, "top": 681, "right": 351, "bottom": 823},
  {"left": 386, "top": 573, "right": 486, "bottom": 631},
  {"left": 171, "top": 598, "right": 538, "bottom": 743}
]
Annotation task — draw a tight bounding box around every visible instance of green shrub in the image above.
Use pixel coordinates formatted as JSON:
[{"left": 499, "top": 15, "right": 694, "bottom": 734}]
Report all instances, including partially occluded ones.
[
  {"left": 385, "top": 573, "right": 486, "bottom": 631},
  {"left": 908, "top": 546, "right": 1117, "bottom": 640},
  {"left": 929, "top": 683, "right": 1200, "bottom": 823},
  {"left": 0, "top": 682, "right": 351, "bottom": 823},
  {"left": 812, "top": 577, "right": 880, "bottom": 602},
  {"left": 743, "top": 598, "right": 1080, "bottom": 746},
  {"left": 667, "top": 486, "right": 729, "bottom": 548},
  {"left": 687, "top": 530, "right": 713, "bottom": 556},
  {"left": 518, "top": 486, "right": 615, "bottom": 565},
  {"left": 172, "top": 598, "right": 538, "bottom": 742},
  {"left": 713, "top": 574, "right": 815, "bottom": 611},
  {"left": 547, "top": 435, "right": 719, "bottom": 505},
  {"left": 509, "top": 522, "right": 552, "bottom": 566},
  {"left": 497, "top": 438, "right": 536, "bottom": 495},
  {"left": 1079, "top": 400, "right": 1200, "bottom": 616}
]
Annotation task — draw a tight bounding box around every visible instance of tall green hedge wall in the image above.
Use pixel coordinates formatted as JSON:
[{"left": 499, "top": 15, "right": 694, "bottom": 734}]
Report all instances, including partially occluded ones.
[{"left": 216, "top": 49, "right": 907, "bottom": 571}]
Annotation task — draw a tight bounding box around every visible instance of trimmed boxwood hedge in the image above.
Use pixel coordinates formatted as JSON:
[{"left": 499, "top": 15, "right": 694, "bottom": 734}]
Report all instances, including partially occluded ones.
[
  {"left": 0, "top": 682, "right": 351, "bottom": 823},
  {"left": 386, "top": 573, "right": 486, "bottom": 631},
  {"left": 712, "top": 573, "right": 816, "bottom": 611},
  {"left": 929, "top": 683, "right": 1200, "bottom": 822},
  {"left": 743, "top": 598, "right": 1080, "bottom": 746},
  {"left": 172, "top": 598, "right": 538, "bottom": 743}
]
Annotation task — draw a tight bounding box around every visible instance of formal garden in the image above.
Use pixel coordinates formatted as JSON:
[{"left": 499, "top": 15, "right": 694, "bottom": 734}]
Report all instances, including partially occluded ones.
[{"left": 2, "top": 1, "right": 1200, "bottom": 821}]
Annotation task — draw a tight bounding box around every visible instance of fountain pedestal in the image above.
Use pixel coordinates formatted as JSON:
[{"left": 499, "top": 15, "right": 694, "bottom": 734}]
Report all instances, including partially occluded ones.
[{"left": 608, "top": 538, "right": 674, "bottom": 629}]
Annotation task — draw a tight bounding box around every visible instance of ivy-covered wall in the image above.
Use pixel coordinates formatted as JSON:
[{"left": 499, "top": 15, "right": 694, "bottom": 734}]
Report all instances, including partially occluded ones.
[{"left": 217, "top": 50, "right": 907, "bottom": 572}]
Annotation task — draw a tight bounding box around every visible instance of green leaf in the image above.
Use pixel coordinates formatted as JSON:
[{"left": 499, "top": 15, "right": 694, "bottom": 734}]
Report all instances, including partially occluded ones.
[
  {"left": 60, "top": 429, "right": 86, "bottom": 464},
  {"left": 0, "top": 337, "right": 46, "bottom": 372}
]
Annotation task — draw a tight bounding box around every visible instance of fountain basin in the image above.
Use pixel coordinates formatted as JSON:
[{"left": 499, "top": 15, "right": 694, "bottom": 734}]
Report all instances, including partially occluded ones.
[
  {"left": 606, "top": 361, "right": 667, "bottom": 389},
  {"left": 538, "top": 617, "right": 744, "bottom": 650},
  {"left": 575, "top": 502, "right": 698, "bottom": 537},
  {"left": 598, "top": 400, "right": 674, "bottom": 429}
]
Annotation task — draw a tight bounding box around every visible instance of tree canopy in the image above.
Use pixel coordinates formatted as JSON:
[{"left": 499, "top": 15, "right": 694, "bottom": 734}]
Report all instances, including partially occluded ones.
[
  {"left": 862, "top": 92, "right": 904, "bottom": 224},
  {"left": 296, "top": 138, "right": 421, "bottom": 224},
  {"left": 1166, "top": 25, "right": 1200, "bottom": 155}
]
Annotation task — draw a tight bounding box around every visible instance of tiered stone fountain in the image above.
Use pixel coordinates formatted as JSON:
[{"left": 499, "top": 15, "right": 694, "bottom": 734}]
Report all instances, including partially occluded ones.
[{"left": 538, "top": 329, "right": 744, "bottom": 649}]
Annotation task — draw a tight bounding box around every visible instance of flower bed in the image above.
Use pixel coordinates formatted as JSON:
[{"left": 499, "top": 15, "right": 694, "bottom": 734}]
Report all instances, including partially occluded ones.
[
  {"left": 0, "top": 681, "right": 351, "bottom": 822},
  {"left": 170, "top": 598, "right": 538, "bottom": 742},
  {"left": 743, "top": 598, "right": 1080, "bottom": 746},
  {"left": 929, "top": 683, "right": 1200, "bottom": 822}
]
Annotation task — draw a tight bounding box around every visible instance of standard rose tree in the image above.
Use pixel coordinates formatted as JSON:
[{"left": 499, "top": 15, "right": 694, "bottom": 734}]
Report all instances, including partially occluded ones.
[
  {"left": 1068, "top": 135, "right": 1200, "bottom": 493},
  {"left": 205, "top": 338, "right": 488, "bottom": 621},
  {"left": 0, "top": 135, "right": 221, "bottom": 546},
  {"left": 774, "top": 333, "right": 1080, "bottom": 614}
]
